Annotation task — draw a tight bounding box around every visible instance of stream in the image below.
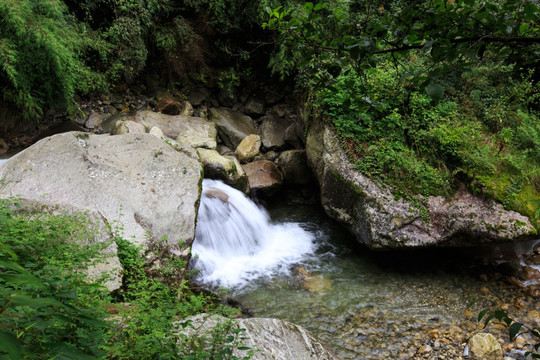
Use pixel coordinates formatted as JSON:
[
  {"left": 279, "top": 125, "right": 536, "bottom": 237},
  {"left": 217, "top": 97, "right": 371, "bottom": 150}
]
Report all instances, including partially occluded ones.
[{"left": 191, "top": 179, "right": 538, "bottom": 359}]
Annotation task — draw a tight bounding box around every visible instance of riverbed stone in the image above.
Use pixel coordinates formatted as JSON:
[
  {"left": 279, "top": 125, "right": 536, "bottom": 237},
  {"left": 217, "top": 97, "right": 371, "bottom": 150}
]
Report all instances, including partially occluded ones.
[
  {"left": 0, "top": 132, "right": 202, "bottom": 263},
  {"left": 197, "top": 148, "right": 248, "bottom": 193},
  {"left": 305, "top": 116, "right": 536, "bottom": 249},
  {"left": 178, "top": 314, "right": 341, "bottom": 360},
  {"left": 235, "top": 134, "right": 261, "bottom": 163},
  {"left": 242, "top": 160, "right": 283, "bottom": 192},
  {"left": 468, "top": 333, "right": 503, "bottom": 360},
  {"left": 209, "top": 108, "right": 258, "bottom": 149}
]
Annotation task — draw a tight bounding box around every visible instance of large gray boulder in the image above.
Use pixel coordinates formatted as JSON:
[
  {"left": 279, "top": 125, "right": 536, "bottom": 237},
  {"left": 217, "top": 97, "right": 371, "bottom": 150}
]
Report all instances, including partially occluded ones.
[
  {"left": 0, "top": 132, "right": 203, "bottom": 260},
  {"left": 209, "top": 108, "right": 258, "bottom": 149},
  {"left": 178, "top": 314, "right": 340, "bottom": 360},
  {"left": 103, "top": 111, "right": 217, "bottom": 149},
  {"left": 305, "top": 118, "right": 536, "bottom": 249}
]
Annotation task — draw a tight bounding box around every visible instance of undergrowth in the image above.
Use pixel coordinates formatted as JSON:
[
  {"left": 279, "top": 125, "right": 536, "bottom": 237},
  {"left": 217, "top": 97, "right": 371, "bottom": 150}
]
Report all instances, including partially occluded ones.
[
  {"left": 0, "top": 198, "right": 253, "bottom": 359},
  {"left": 310, "top": 58, "right": 540, "bottom": 230}
]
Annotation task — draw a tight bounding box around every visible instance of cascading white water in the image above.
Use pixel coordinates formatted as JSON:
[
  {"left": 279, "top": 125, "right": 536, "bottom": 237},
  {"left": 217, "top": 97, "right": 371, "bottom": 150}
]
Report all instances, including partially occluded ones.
[{"left": 191, "top": 179, "right": 317, "bottom": 289}]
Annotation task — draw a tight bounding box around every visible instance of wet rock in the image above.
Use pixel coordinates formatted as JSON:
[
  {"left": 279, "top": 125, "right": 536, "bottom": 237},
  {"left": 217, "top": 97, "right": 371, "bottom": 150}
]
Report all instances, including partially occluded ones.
[
  {"left": 468, "top": 333, "right": 503, "bottom": 360},
  {"left": 178, "top": 314, "right": 341, "bottom": 360},
  {"left": 204, "top": 189, "right": 229, "bottom": 203},
  {"left": 242, "top": 160, "right": 283, "bottom": 192},
  {"left": 0, "top": 132, "right": 202, "bottom": 261},
  {"left": 277, "top": 150, "right": 313, "bottom": 185},
  {"left": 209, "top": 108, "right": 258, "bottom": 149},
  {"left": 296, "top": 267, "right": 332, "bottom": 294},
  {"left": 197, "top": 148, "right": 248, "bottom": 193},
  {"left": 217, "top": 144, "right": 234, "bottom": 156},
  {"left": 235, "top": 134, "right": 261, "bottom": 163}
]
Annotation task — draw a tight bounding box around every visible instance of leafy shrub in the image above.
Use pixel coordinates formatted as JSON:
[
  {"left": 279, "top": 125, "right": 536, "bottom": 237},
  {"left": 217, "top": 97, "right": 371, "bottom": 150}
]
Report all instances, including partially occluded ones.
[
  {"left": 308, "top": 58, "right": 539, "bottom": 228},
  {"left": 0, "top": 0, "right": 108, "bottom": 119},
  {"left": 0, "top": 198, "right": 109, "bottom": 359}
]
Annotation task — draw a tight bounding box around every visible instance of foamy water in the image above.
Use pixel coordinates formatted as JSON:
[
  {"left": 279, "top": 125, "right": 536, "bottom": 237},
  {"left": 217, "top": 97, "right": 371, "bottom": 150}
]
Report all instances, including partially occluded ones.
[{"left": 191, "top": 179, "right": 317, "bottom": 289}]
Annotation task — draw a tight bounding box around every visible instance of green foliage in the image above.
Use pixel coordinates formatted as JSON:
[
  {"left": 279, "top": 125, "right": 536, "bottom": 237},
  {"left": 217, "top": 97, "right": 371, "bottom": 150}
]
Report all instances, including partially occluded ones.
[
  {"left": 0, "top": 198, "right": 109, "bottom": 359},
  {"left": 479, "top": 309, "right": 540, "bottom": 358},
  {"left": 0, "top": 0, "right": 109, "bottom": 119},
  {"left": 265, "top": 0, "right": 539, "bottom": 83},
  {"left": 308, "top": 57, "right": 540, "bottom": 227},
  {"left": 0, "top": 198, "right": 252, "bottom": 359},
  {"left": 107, "top": 237, "right": 251, "bottom": 360}
]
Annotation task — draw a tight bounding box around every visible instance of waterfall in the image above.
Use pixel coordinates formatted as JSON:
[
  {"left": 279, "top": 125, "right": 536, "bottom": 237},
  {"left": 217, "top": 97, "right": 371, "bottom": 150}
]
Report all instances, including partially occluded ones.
[{"left": 191, "top": 179, "right": 316, "bottom": 290}]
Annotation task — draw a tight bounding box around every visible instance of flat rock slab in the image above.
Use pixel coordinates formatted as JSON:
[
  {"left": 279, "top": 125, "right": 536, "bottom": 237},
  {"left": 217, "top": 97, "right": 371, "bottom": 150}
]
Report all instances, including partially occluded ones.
[{"left": 0, "top": 132, "right": 202, "bottom": 257}]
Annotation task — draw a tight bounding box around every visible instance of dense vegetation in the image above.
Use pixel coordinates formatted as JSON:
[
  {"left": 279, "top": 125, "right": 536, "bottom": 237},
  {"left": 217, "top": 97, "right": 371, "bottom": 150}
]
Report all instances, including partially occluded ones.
[
  {"left": 0, "top": 198, "right": 252, "bottom": 359},
  {"left": 264, "top": 0, "right": 540, "bottom": 228}
]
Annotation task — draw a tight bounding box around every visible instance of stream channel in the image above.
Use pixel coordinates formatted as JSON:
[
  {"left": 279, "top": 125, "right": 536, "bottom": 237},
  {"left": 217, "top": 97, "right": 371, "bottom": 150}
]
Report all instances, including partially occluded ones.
[{"left": 193, "top": 179, "right": 538, "bottom": 359}]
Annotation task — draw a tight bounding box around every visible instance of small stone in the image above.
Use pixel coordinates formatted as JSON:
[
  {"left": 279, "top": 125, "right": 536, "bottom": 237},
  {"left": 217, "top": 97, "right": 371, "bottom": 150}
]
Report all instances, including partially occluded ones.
[
  {"left": 468, "top": 333, "right": 503, "bottom": 360},
  {"left": 235, "top": 134, "right": 261, "bottom": 163},
  {"left": 149, "top": 126, "right": 164, "bottom": 138},
  {"left": 417, "top": 345, "right": 433, "bottom": 355}
]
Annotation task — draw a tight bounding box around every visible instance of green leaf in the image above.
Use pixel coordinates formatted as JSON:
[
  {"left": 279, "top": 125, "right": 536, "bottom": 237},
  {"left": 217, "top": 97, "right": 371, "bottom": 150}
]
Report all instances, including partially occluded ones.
[
  {"left": 304, "top": 2, "right": 314, "bottom": 13},
  {"left": 509, "top": 322, "right": 522, "bottom": 340},
  {"left": 314, "top": 3, "right": 325, "bottom": 11},
  {"left": 10, "top": 294, "right": 65, "bottom": 308},
  {"left": 0, "top": 331, "right": 21, "bottom": 360},
  {"left": 0, "top": 259, "right": 27, "bottom": 273},
  {"left": 519, "top": 23, "right": 530, "bottom": 34}
]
